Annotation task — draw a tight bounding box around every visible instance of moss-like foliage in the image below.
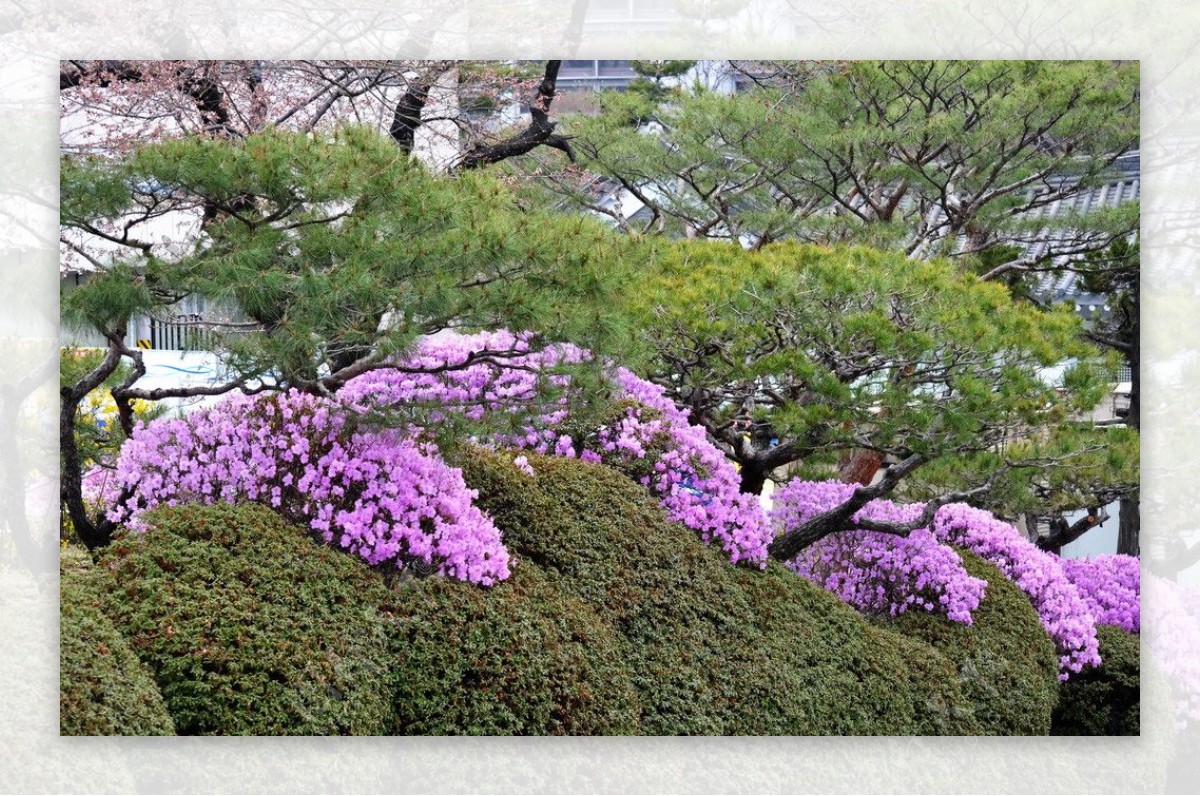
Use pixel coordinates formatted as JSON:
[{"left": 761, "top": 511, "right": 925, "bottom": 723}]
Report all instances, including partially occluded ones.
[
  {"left": 881, "top": 549, "right": 1061, "bottom": 735},
  {"left": 389, "top": 563, "right": 641, "bottom": 735},
  {"left": 728, "top": 562, "right": 976, "bottom": 735},
  {"left": 1052, "top": 625, "right": 1140, "bottom": 735},
  {"left": 95, "top": 503, "right": 396, "bottom": 735},
  {"left": 60, "top": 547, "right": 176, "bottom": 736},
  {"left": 71, "top": 450, "right": 1072, "bottom": 736},
  {"left": 457, "top": 449, "right": 981, "bottom": 735}
]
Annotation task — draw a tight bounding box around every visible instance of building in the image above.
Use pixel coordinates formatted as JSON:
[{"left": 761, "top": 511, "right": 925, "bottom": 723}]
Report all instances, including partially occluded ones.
[{"left": 1027, "top": 150, "right": 1140, "bottom": 334}]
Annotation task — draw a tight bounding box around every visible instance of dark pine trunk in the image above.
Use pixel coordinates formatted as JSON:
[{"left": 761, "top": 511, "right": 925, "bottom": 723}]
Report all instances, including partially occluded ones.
[
  {"left": 767, "top": 498, "right": 866, "bottom": 562},
  {"left": 1117, "top": 494, "right": 1139, "bottom": 556},
  {"left": 59, "top": 390, "right": 113, "bottom": 551},
  {"left": 1119, "top": 304, "right": 1140, "bottom": 557},
  {"left": 1126, "top": 277, "right": 1140, "bottom": 433},
  {"left": 60, "top": 334, "right": 129, "bottom": 551},
  {"left": 1024, "top": 512, "right": 1042, "bottom": 544},
  {"left": 739, "top": 460, "right": 768, "bottom": 495}
]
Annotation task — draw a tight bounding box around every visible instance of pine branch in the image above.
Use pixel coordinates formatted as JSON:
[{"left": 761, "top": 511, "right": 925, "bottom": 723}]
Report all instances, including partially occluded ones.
[
  {"left": 767, "top": 453, "right": 926, "bottom": 561},
  {"left": 454, "top": 61, "right": 576, "bottom": 171}
]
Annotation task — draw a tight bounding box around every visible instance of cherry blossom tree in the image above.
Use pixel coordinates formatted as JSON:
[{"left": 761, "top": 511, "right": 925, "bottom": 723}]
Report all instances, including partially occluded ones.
[{"left": 59, "top": 59, "right": 576, "bottom": 169}]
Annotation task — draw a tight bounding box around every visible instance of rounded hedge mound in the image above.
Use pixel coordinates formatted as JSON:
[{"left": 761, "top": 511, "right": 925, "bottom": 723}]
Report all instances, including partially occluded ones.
[
  {"left": 75, "top": 450, "right": 1075, "bottom": 736},
  {"left": 456, "top": 449, "right": 979, "bottom": 735},
  {"left": 726, "top": 561, "right": 976, "bottom": 735},
  {"left": 882, "top": 549, "right": 1061, "bottom": 735},
  {"left": 1051, "top": 624, "right": 1140, "bottom": 735},
  {"left": 94, "top": 502, "right": 397, "bottom": 735},
  {"left": 60, "top": 547, "right": 175, "bottom": 736},
  {"left": 388, "top": 562, "right": 641, "bottom": 735}
]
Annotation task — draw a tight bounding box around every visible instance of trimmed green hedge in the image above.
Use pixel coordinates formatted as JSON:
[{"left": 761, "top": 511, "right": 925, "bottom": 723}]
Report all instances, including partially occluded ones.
[
  {"left": 60, "top": 547, "right": 176, "bottom": 736},
  {"left": 66, "top": 450, "right": 1071, "bottom": 736},
  {"left": 389, "top": 562, "right": 640, "bottom": 735},
  {"left": 882, "top": 549, "right": 1061, "bottom": 735},
  {"left": 1052, "top": 624, "right": 1140, "bottom": 735},
  {"left": 457, "top": 450, "right": 982, "bottom": 735},
  {"left": 94, "top": 502, "right": 397, "bottom": 735},
  {"left": 728, "top": 562, "right": 976, "bottom": 735}
]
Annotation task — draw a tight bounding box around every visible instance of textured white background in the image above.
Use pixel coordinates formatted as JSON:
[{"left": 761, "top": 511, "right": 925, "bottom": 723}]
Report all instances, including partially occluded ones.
[{"left": 0, "top": 1, "right": 1195, "bottom": 791}]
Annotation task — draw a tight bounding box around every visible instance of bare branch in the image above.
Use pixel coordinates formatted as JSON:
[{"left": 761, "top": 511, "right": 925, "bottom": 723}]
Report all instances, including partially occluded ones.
[{"left": 454, "top": 61, "right": 576, "bottom": 171}]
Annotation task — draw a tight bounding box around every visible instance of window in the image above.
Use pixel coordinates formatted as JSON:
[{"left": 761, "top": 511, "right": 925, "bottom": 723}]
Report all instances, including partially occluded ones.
[
  {"left": 561, "top": 60, "right": 598, "bottom": 78},
  {"left": 597, "top": 60, "right": 635, "bottom": 77}
]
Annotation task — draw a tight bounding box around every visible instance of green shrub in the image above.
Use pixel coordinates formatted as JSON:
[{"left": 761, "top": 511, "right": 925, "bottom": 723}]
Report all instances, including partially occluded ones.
[
  {"left": 457, "top": 449, "right": 979, "bottom": 735},
  {"left": 74, "top": 450, "right": 1081, "bottom": 736},
  {"left": 60, "top": 546, "right": 175, "bottom": 736},
  {"left": 95, "top": 502, "right": 396, "bottom": 735},
  {"left": 1051, "top": 624, "right": 1140, "bottom": 735},
  {"left": 882, "top": 549, "right": 1061, "bottom": 735},
  {"left": 729, "top": 562, "right": 977, "bottom": 735},
  {"left": 389, "top": 563, "right": 640, "bottom": 735}
]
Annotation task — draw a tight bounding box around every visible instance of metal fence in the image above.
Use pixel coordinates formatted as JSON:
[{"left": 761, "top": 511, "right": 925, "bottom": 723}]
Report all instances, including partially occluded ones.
[
  {"left": 148, "top": 314, "right": 219, "bottom": 351},
  {"left": 62, "top": 309, "right": 258, "bottom": 353}
]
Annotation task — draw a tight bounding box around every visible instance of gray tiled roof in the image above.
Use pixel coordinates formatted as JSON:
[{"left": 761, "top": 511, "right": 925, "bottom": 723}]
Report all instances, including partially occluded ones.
[{"left": 1028, "top": 151, "right": 1139, "bottom": 307}]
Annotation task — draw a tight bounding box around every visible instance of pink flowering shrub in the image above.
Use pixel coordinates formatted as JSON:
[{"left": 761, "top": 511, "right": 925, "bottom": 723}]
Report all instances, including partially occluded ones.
[
  {"left": 586, "top": 373, "right": 773, "bottom": 565},
  {"left": 104, "top": 328, "right": 771, "bottom": 583},
  {"left": 82, "top": 463, "right": 123, "bottom": 508},
  {"left": 771, "top": 480, "right": 1112, "bottom": 679},
  {"left": 932, "top": 503, "right": 1102, "bottom": 679},
  {"left": 107, "top": 390, "right": 510, "bottom": 585},
  {"left": 769, "top": 480, "right": 987, "bottom": 625},
  {"left": 342, "top": 330, "right": 774, "bottom": 566},
  {"left": 1060, "top": 554, "right": 1141, "bottom": 633}
]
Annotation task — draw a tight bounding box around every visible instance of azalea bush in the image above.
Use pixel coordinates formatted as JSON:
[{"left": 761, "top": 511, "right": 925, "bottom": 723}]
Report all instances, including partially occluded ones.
[
  {"left": 455, "top": 450, "right": 988, "bottom": 735},
  {"left": 340, "top": 329, "right": 773, "bottom": 566},
  {"left": 1060, "top": 554, "right": 1141, "bottom": 634},
  {"left": 98, "top": 329, "right": 772, "bottom": 583},
  {"left": 95, "top": 502, "right": 399, "bottom": 735},
  {"left": 769, "top": 480, "right": 987, "bottom": 625},
  {"left": 772, "top": 480, "right": 1109, "bottom": 679},
  {"left": 59, "top": 547, "right": 176, "bottom": 736},
  {"left": 1052, "top": 625, "right": 1141, "bottom": 736},
  {"left": 932, "top": 504, "right": 1102, "bottom": 678},
  {"left": 66, "top": 456, "right": 1071, "bottom": 736},
  {"left": 105, "top": 389, "right": 510, "bottom": 586},
  {"left": 96, "top": 328, "right": 1131, "bottom": 686}
]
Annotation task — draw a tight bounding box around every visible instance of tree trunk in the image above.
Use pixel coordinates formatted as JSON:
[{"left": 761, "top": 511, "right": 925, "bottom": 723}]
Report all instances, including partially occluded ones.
[
  {"left": 454, "top": 61, "right": 575, "bottom": 171},
  {"left": 738, "top": 460, "right": 768, "bottom": 495},
  {"left": 1023, "top": 512, "right": 1042, "bottom": 544},
  {"left": 1118, "top": 299, "right": 1140, "bottom": 557},
  {"left": 1126, "top": 273, "right": 1140, "bottom": 433},
  {"left": 328, "top": 343, "right": 375, "bottom": 378},
  {"left": 767, "top": 453, "right": 928, "bottom": 562},
  {"left": 1117, "top": 494, "right": 1139, "bottom": 556},
  {"left": 59, "top": 389, "right": 112, "bottom": 550},
  {"left": 60, "top": 333, "right": 130, "bottom": 550},
  {"left": 839, "top": 449, "right": 883, "bottom": 486},
  {"left": 390, "top": 81, "right": 432, "bottom": 155},
  {"left": 1037, "top": 509, "right": 1106, "bottom": 555},
  {"left": 768, "top": 499, "right": 865, "bottom": 562}
]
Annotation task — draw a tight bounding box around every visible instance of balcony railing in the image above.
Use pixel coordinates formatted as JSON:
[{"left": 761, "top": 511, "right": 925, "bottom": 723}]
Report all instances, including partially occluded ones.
[{"left": 146, "top": 314, "right": 257, "bottom": 351}]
